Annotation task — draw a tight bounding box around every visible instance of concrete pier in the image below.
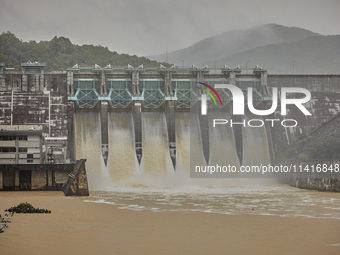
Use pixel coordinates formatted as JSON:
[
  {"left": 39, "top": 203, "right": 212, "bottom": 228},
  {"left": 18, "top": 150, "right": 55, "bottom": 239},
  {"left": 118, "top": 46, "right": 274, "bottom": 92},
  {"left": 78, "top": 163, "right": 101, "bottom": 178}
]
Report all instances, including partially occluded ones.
[
  {"left": 0, "top": 160, "right": 89, "bottom": 196},
  {"left": 100, "top": 102, "right": 109, "bottom": 165}
]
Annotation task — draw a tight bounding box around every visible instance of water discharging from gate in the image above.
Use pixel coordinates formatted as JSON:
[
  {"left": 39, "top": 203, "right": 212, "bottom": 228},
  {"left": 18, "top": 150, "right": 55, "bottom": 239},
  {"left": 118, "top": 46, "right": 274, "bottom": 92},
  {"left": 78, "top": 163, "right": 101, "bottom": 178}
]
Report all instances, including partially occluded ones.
[
  {"left": 242, "top": 112, "right": 271, "bottom": 167},
  {"left": 140, "top": 112, "right": 174, "bottom": 174},
  {"left": 74, "top": 112, "right": 108, "bottom": 189},
  {"left": 75, "top": 111, "right": 272, "bottom": 189},
  {"left": 74, "top": 112, "right": 340, "bottom": 221},
  {"left": 174, "top": 112, "right": 190, "bottom": 173},
  {"left": 107, "top": 112, "right": 139, "bottom": 182},
  {"left": 208, "top": 111, "right": 240, "bottom": 169}
]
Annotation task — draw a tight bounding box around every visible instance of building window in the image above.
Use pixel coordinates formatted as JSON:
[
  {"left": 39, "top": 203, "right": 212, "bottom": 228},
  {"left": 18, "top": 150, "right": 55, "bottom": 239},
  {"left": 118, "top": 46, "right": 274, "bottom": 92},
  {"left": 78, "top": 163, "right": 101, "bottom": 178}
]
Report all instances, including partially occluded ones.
[
  {"left": 0, "top": 136, "right": 16, "bottom": 140},
  {"left": 19, "top": 148, "right": 28, "bottom": 152},
  {"left": 19, "top": 136, "right": 28, "bottom": 140},
  {"left": 0, "top": 147, "right": 16, "bottom": 152},
  {"left": 27, "top": 154, "right": 33, "bottom": 158}
]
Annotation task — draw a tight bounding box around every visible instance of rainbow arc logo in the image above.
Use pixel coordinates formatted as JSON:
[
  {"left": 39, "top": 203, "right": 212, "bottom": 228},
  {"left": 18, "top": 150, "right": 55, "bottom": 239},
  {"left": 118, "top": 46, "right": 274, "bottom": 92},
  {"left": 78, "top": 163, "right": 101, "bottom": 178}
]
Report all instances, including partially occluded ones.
[
  {"left": 197, "top": 82, "right": 223, "bottom": 115},
  {"left": 197, "top": 82, "right": 222, "bottom": 106}
]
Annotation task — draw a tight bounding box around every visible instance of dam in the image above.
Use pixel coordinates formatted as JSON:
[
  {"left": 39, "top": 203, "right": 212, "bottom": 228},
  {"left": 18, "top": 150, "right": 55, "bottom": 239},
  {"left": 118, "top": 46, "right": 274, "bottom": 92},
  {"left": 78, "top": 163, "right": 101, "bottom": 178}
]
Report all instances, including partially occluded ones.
[{"left": 0, "top": 62, "right": 340, "bottom": 188}]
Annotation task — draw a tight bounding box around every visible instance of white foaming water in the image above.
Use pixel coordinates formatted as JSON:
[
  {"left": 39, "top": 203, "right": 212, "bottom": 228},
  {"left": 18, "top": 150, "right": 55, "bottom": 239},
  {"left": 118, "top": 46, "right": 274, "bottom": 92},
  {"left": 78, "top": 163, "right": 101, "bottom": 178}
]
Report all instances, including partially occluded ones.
[
  {"left": 75, "top": 111, "right": 340, "bottom": 220},
  {"left": 175, "top": 112, "right": 190, "bottom": 173},
  {"left": 125, "top": 112, "right": 191, "bottom": 189},
  {"left": 76, "top": 111, "right": 273, "bottom": 188},
  {"left": 74, "top": 112, "right": 110, "bottom": 190},
  {"left": 107, "top": 112, "right": 139, "bottom": 183},
  {"left": 83, "top": 185, "right": 340, "bottom": 220},
  {"left": 139, "top": 112, "right": 174, "bottom": 174},
  {"left": 190, "top": 113, "right": 207, "bottom": 168},
  {"left": 208, "top": 111, "right": 240, "bottom": 169},
  {"left": 242, "top": 112, "right": 271, "bottom": 166}
]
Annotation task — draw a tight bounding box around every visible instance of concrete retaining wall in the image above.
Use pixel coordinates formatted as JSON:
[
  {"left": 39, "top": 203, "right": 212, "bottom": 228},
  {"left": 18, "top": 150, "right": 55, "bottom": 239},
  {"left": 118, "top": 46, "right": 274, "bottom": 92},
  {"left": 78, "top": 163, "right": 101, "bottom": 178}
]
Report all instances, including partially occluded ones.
[
  {"left": 288, "top": 161, "right": 340, "bottom": 192},
  {"left": 0, "top": 161, "right": 88, "bottom": 196}
]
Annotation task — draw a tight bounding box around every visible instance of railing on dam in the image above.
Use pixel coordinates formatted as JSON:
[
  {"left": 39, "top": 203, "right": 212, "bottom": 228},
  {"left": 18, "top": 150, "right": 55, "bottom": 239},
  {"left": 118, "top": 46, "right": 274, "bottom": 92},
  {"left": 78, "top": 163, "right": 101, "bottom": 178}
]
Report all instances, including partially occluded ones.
[
  {"left": 67, "top": 66, "right": 270, "bottom": 109},
  {"left": 107, "top": 79, "right": 132, "bottom": 108},
  {"left": 72, "top": 79, "right": 100, "bottom": 108}
]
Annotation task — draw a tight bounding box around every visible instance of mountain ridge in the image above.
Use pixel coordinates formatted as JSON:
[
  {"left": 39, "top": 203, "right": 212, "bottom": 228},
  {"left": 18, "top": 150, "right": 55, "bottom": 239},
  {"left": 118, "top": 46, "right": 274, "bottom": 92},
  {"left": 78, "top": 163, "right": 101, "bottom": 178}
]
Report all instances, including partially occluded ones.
[
  {"left": 149, "top": 24, "right": 320, "bottom": 66},
  {"left": 209, "top": 34, "right": 340, "bottom": 74}
]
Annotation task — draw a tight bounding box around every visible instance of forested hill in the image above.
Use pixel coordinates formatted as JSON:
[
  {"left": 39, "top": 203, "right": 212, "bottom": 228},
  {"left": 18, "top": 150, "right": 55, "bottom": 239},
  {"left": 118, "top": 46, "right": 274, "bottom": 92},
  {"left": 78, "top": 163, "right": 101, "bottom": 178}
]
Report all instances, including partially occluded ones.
[{"left": 0, "top": 32, "right": 166, "bottom": 71}]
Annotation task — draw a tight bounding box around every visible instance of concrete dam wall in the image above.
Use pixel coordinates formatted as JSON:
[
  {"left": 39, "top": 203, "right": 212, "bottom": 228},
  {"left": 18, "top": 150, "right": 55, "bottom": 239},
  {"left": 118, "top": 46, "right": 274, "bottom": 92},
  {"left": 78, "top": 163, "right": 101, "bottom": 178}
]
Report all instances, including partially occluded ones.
[{"left": 1, "top": 65, "right": 340, "bottom": 189}]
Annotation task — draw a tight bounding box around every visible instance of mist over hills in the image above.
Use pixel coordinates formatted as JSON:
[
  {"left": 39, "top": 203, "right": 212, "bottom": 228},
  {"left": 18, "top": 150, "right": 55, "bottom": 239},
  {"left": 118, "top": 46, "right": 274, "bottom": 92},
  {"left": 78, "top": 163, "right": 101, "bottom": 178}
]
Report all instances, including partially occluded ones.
[
  {"left": 212, "top": 34, "right": 340, "bottom": 74},
  {"left": 1, "top": 23, "right": 339, "bottom": 74},
  {"left": 150, "top": 24, "right": 340, "bottom": 74}
]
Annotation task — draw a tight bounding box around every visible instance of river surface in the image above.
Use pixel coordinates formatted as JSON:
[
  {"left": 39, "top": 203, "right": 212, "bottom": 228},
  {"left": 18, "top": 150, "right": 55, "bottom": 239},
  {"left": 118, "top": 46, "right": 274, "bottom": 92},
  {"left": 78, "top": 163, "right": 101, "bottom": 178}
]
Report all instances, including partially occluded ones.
[{"left": 83, "top": 184, "right": 340, "bottom": 220}]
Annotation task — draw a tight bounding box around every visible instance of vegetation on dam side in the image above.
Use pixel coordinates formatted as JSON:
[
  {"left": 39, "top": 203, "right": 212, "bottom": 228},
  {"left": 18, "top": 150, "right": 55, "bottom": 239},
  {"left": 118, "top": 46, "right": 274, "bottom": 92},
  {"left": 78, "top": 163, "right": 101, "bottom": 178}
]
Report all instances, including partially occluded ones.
[
  {"left": 276, "top": 112, "right": 340, "bottom": 163},
  {"left": 276, "top": 135, "right": 340, "bottom": 163}
]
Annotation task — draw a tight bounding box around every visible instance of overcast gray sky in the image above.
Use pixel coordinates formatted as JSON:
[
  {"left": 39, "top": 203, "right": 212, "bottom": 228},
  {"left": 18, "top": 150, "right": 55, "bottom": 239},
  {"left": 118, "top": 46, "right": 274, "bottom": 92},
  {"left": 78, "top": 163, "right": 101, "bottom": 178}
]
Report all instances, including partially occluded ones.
[{"left": 1, "top": 0, "right": 339, "bottom": 56}]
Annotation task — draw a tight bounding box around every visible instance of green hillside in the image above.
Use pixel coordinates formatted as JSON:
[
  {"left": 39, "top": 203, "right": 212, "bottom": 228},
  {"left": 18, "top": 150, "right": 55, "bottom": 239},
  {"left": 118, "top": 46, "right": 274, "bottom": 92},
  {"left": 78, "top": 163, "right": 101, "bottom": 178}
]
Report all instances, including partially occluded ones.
[{"left": 0, "top": 32, "right": 166, "bottom": 71}]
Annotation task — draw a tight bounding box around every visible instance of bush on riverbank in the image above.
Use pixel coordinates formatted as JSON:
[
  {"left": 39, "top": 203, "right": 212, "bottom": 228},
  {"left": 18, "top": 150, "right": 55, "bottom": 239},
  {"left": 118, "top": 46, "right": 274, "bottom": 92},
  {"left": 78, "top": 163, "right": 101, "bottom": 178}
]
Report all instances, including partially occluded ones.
[{"left": 5, "top": 202, "right": 51, "bottom": 214}]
